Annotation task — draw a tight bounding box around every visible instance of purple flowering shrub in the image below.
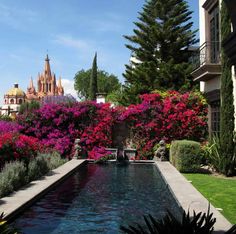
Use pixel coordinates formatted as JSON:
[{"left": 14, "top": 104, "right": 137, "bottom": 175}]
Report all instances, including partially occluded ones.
[
  {"left": 17, "top": 102, "right": 117, "bottom": 159},
  {"left": 0, "top": 121, "right": 23, "bottom": 133}
]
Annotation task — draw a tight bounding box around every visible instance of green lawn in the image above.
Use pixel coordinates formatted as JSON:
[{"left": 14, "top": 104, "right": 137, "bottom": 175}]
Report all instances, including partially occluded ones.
[{"left": 183, "top": 173, "right": 236, "bottom": 224}]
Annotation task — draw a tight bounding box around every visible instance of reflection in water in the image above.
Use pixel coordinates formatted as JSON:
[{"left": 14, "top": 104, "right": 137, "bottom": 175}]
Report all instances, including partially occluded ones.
[{"left": 13, "top": 163, "right": 181, "bottom": 233}]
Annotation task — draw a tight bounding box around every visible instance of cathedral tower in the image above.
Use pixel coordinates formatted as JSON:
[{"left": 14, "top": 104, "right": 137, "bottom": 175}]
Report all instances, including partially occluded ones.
[{"left": 26, "top": 55, "right": 64, "bottom": 101}]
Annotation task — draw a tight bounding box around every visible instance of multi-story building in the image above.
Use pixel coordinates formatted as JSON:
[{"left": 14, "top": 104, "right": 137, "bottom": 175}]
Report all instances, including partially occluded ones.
[{"left": 192, "top": 0, "right": 223, "bottom": 135}]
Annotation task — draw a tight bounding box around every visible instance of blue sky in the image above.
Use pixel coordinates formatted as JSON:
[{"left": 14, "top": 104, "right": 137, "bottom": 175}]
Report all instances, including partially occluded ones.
[{"left": 0, "top": 0, "right": 199, "bottom": 104}]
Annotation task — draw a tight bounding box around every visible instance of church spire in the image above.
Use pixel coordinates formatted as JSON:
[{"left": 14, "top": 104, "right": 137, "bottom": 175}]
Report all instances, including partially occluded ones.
[
  {"left": 44, "top": 54, "right": 51, "bottom": 77},
  {"left": 57, "top": 76, "right": 64, "bottom": 95},
  {"left": 58, "top": 76, "right": 62, "bottom": 88},
  {"left": 28, "top": 77, "right": 34, "bottom": 89}
]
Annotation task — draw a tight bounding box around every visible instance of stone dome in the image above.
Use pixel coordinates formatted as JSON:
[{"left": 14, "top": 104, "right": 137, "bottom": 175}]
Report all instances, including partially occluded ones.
[{"left": 6, "top": 84, "right": 25, "bottom": 96}]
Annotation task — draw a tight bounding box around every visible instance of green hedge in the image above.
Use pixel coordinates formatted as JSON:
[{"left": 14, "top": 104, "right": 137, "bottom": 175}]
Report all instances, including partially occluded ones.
[{"left": 170, "top": 140, "right": 202, "bottom": 173}]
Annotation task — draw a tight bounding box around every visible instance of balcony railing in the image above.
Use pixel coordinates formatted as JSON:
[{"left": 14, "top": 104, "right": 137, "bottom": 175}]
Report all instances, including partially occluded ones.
[{"left": 191, "top": 41, "right": 221, "bottom": 71}]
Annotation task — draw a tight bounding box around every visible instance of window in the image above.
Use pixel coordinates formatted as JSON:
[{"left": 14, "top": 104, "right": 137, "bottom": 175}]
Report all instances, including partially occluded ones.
[
  {"left": 10, "top": 99, "right": 14, "bottom": 104},
  {"left": 209, "top": 3, "right": 220, "bottom": 63},
  {"left": 211, "top": 101, "right": 220, "bottom": 134}
]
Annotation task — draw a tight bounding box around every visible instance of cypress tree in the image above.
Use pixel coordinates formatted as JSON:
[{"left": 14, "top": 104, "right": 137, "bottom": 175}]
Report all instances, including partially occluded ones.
[
  {"left": 89, "top": 52, "right": 98, "bottom": 100},
  {"left": 220, "top": 1, "right": 235, "bottom": 176},
  {"left": 123, "top": 0, "right": 198, "bottom": 103}
]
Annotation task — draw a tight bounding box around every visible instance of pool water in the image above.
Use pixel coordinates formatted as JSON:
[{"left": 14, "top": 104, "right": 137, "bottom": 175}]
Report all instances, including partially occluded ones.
[{"left": 13, "top": 163, "right": 182, "bottom": 233}]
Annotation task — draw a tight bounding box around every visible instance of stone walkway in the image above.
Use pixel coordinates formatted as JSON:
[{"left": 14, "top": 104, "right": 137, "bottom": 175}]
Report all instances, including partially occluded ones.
[
  {"left": 156, "top": 162, "right": 232, "bottom": 234},
  {"left": 0, "top": 159, "right": 86, "bottom": 221}
]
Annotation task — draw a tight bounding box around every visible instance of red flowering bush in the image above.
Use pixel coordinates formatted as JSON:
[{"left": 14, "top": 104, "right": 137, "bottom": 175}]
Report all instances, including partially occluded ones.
[
  {"left": 0, "top": 133, "right": 41, "bottom": 168},
  {"left": 119, "top": 91, "right": 208, "bottom": 159}
]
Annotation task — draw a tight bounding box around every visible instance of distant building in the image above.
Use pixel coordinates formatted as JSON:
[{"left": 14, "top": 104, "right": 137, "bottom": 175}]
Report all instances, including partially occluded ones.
[
  {"left": 26, "top": 54, "right": 64, "bottom": 101},
  {"left": 1, "top": 55, "right": 64, "bottom": 116},
  {"left": 96, "top": 93, "right": 106, "bottom": 104},
  {"left": 1, "top": 83, "right": 26, "bottom": 115}
]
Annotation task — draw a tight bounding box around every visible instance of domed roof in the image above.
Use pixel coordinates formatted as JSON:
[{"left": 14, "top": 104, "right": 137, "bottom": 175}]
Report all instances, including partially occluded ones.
[{"left": 6, "top": 84, "right": 25, "bottom": 96}]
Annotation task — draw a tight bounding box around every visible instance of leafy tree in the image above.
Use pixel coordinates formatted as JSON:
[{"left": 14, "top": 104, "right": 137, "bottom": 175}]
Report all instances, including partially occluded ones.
[
  {"left": 74, "top": 70, "right": 121, "bottom": 100},
  {"left": 219, "top": 1, "right": 235, "bottom": 176},
  {"left": 123, "top": 0, "right": 198, "bottom": 103},
  {"left": 89, "top": 52, "right": 98, "bottom": 100}
]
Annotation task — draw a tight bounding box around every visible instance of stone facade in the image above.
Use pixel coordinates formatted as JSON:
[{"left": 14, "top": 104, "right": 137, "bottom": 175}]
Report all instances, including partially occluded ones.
[
  {"left": 1, "top": 83, "right": 26, "bottom": 115},
  {"left": 26, "top": 54, "right": 64, "bottom": 101}
]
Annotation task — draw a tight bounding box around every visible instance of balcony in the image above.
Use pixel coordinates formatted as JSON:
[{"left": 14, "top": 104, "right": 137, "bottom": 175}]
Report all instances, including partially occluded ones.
[{"left": 191, "top": 41, "right": 221, "bottom": 82}]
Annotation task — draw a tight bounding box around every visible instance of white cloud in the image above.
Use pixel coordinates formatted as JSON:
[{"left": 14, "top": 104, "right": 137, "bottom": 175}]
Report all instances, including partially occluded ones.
[
  {"left": 53, "top": 35, "right": 91, "bottom": 51},
  {"left": 61, "top": 79, "right": 78, "bottom": 100}
]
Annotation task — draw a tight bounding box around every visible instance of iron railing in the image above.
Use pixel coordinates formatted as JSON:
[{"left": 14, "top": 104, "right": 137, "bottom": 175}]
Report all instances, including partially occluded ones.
[{"left": 191, "top": 41, "right": 221, "bottom": 71}]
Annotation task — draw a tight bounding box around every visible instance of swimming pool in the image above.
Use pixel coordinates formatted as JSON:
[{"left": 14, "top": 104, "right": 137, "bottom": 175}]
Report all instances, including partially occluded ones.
[{"left": 13, "top": 163, "right": 182, "bottom": 233}]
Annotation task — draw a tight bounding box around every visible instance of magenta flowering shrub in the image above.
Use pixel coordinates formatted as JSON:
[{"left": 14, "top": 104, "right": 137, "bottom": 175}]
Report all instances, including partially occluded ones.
[
  {"left": 17, "top": 102, "right": 117, "bottom": 159},
  {"left": 0, "top": 121, "right": 23, "bottom": 133},
  {"left": 120, "top": 91, "right": 208, "bottom": 159},
  {"left": 89, "top": 146, "right": 112, "bottom": 161},
  {"left": 16, "top": 91, "right": 207, "bottom": 160}
]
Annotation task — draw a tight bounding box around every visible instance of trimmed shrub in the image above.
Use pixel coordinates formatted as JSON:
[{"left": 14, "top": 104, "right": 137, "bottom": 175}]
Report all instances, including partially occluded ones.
[
  {"left": 0, "top": 161, "right": 27, "bottom": 198},
  {"left": 28, "top": 155, "right": 50, "bottom": 181},
  {"left": 170, "top": 140, "right": 202, "bottom": 173}
]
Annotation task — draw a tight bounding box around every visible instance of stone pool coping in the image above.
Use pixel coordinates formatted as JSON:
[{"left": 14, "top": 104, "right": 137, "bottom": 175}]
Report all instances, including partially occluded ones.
[
  {"left": 155, "top": 161, "right": 232, "bottom": 234},
  {"left": 0, "top": 159, "right": 86, "bottom": 221}
]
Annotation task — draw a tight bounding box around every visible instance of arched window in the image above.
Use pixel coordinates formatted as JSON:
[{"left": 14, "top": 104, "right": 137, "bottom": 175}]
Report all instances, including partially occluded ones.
[
  {"left": 5, "top": 99, "right": 7, "bottom": 104},
  {"left": 19, "top": 99, "right": 23, "bottom": 104},
  {"left": 10, "top": 99, "right": 14, "bottom": 104}
]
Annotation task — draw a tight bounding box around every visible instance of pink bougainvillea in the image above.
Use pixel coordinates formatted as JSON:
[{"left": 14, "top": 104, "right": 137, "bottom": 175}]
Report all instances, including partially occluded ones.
[
  {"left": 15, "top": 91, "right": 207, "bottom": 160},
  {"left": 17, "top": 101, "right": 117, "bottom": 159},
  {"left": 0, "top": 120, "right": 23, "bottom": 133}
]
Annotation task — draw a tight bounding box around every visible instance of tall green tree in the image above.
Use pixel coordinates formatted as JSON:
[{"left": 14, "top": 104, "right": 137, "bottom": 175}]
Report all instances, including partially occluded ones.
[
  {"left": 89, "top": 52, "right": 98, "bottom": 100},
  {"left": 219, "top": 1, "right": 235, "bottom": 176},
  {"left": 123, "top": 0, "right": 198, "bottom": 103},
  {"left": 74, "top": 69, "right": 121, "bottom": 100}
]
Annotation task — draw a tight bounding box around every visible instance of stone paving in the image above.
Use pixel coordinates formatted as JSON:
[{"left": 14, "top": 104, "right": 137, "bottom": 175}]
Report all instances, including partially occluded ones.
[
  {"left": 0, "top": 159, "right": 86, "bottom": 221},
  {"left": 156, "top": 161, "right": 232, "bottom": 234}
]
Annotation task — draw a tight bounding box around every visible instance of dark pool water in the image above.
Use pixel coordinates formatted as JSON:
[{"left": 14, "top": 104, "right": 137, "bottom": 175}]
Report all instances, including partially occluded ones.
[{"left": 13, "top": 163, "right": 182, "bottom": 233}]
